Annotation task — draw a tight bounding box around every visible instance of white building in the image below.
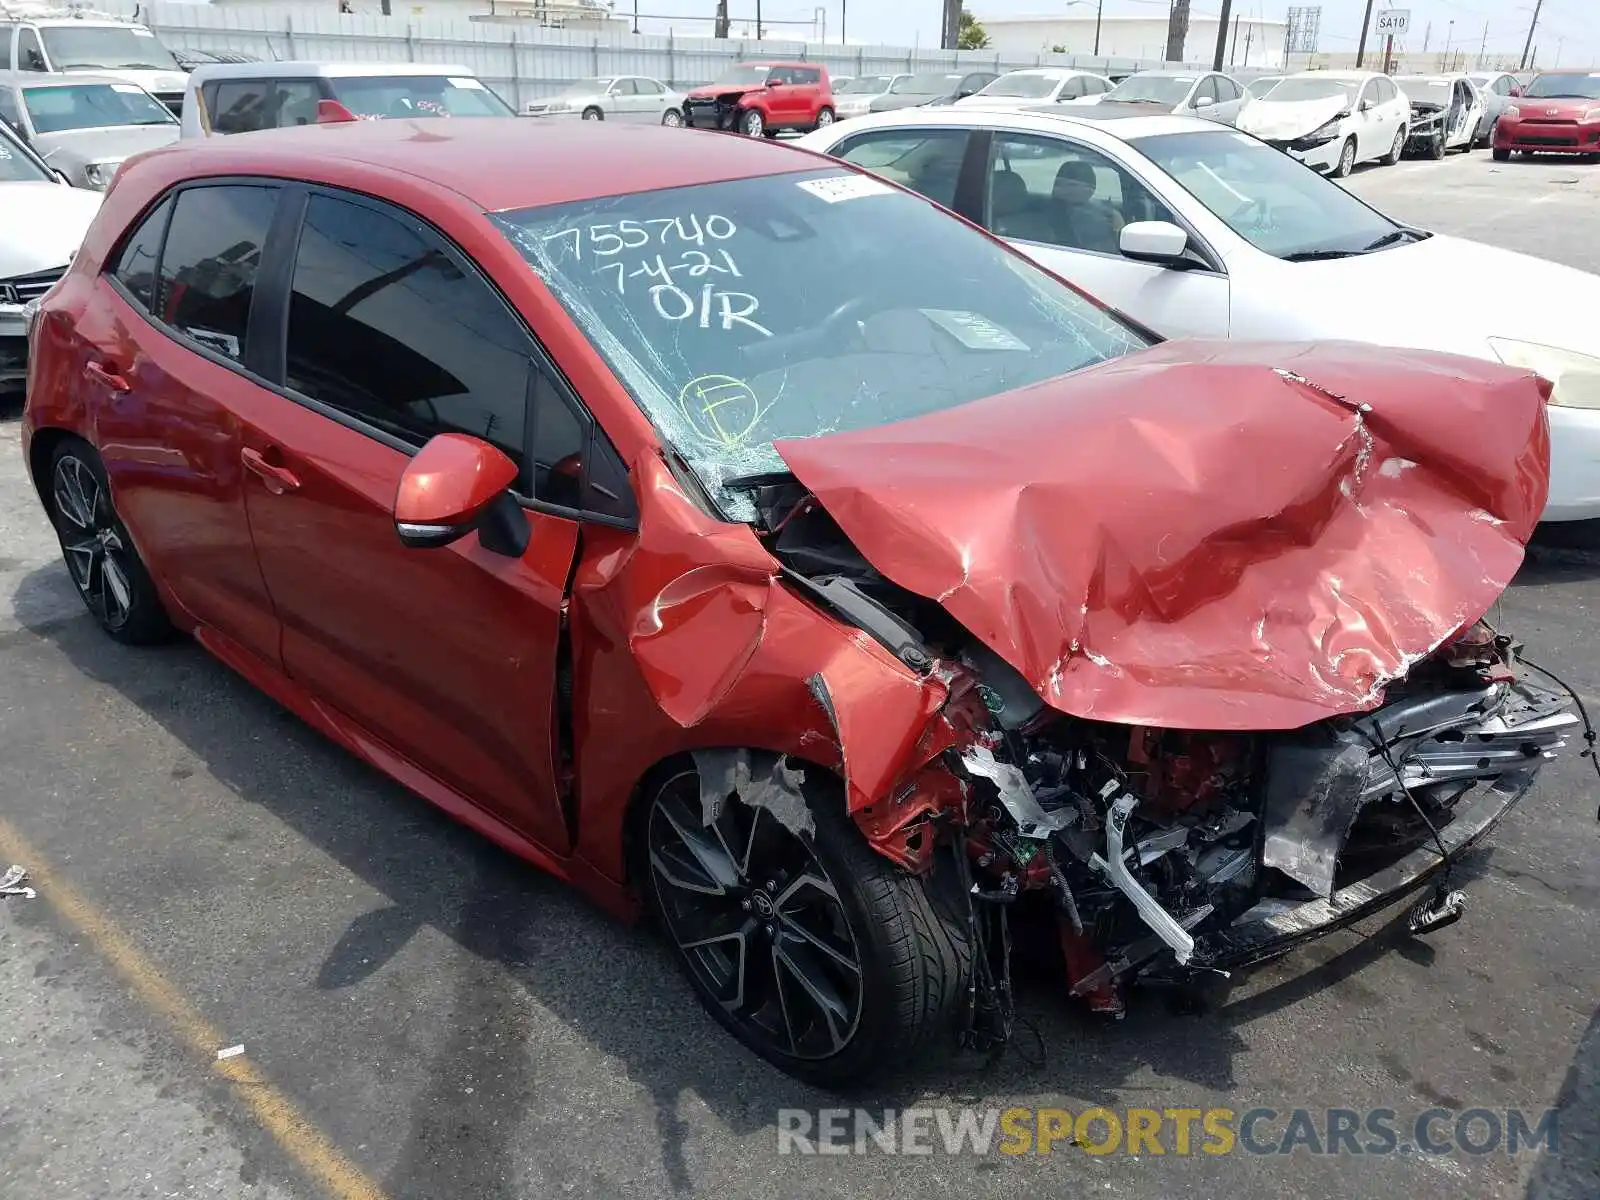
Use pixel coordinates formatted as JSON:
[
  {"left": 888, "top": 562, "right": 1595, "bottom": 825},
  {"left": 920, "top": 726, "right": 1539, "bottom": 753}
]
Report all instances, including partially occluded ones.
[
  {"left": 208, "top": 0, "right": 622, "bottom": 26},
  {"left": 980, "top": 13, "right": 1291, "bottom": 70}
]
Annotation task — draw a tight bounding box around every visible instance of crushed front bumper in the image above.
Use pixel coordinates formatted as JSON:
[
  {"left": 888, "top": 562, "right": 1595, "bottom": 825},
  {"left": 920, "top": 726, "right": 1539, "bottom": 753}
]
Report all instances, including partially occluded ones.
[
  {"left": 1263, "top": 133, "right": 1341, "bottom": 171},
  {"left": 1192, "top": 766, "right": 1535, "bottom": 970},
  {"left": 683, "top": 99, "right": 739, "bottom": 130}
]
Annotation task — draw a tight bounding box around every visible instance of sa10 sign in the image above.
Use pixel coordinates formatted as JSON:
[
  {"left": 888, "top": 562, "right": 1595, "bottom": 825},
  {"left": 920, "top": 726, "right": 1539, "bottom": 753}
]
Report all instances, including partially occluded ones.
[{"left": 1375, "top": 9, "right": 1411, "bottom": 35}]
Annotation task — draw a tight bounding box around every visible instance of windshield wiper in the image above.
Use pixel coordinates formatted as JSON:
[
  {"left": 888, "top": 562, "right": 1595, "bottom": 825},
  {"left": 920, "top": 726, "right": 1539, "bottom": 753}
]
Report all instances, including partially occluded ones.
[
  {"left": 1281, "top": 247, "right": 1363, "bottom": 262},
  {"left": 1360, "top": 229, "right": 1419, "bottom": 252}
]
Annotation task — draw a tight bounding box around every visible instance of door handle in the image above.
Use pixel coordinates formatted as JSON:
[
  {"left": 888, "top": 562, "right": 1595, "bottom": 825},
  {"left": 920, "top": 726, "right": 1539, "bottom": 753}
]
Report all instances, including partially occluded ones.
[
  {"left": 241, "top": 446, "right": 301, "bottom": 495},
  {"left": 84, "top": 361, "right": 130, "bottom": 392}
]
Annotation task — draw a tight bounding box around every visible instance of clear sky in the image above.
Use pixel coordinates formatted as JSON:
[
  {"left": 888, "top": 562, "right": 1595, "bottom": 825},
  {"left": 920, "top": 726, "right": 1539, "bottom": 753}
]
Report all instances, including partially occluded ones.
[{"left": 627, "top": 0, "right": 1597, "bottom": 67}]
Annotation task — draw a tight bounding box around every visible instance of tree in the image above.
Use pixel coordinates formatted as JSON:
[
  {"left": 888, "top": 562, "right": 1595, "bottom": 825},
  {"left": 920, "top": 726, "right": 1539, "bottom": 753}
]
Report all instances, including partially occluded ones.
[
  {"left": 958, "top": 9, "right": 990, "bottom": 49},
  {"left": 1050, "top": 43, "right": 1068, "bottom": 53}
]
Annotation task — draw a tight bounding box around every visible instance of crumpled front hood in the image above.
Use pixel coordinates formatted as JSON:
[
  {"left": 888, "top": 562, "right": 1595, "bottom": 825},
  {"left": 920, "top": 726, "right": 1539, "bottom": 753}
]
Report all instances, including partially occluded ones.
[
  {"left": 776, "top": 339, "right": 1550, "bottom": 731},
  {"left": 686, "top": 83, "right": 763, "bottom": 100},
  {"left": 1237, "top": 94, "right": 1348, "bottom": 139}
]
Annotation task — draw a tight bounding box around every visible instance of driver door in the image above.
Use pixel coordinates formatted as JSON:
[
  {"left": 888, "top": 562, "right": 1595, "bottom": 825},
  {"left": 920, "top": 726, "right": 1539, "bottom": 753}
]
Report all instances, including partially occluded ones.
[
  {"left": 970, "top": 131, "right": 1230, "bottom": 338},
  {"left": 236, "top": 187, "right": 591, "bottom": 854}
]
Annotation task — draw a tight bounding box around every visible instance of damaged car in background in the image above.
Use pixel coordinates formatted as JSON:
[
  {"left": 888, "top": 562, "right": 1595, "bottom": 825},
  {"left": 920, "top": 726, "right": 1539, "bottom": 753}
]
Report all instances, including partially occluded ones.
[
  {"left": 1396, "top": 74, "right": 1485, "bottom": 157},
  {"left": 26, "top": 120, "right": 1586, "bottom": 1088}
]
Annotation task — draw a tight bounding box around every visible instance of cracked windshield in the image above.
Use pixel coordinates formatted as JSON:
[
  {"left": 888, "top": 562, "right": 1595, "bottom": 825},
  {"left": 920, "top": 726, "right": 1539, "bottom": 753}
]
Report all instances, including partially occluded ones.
[{"left": 493, "top": 168, "right": 1146, "bottom": 517}]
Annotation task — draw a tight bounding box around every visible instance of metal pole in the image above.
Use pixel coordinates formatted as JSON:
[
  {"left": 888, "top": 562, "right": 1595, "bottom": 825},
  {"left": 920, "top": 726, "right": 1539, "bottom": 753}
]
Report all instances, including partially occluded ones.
[
  {"left": 632, "top": 0, "right": 638, "bottom": 34},
  {"left": 842, "top": 0, "right": 847, "bottom": 44},
  {"left": 755, "top": 0, "right": 762, "bottom": 39},
  {"left": 1443, "top": 20, "right": 1453, "bottom": 66},
  {"left": 1229, "top": 14, "right": 1240, "bottom": 66},
  {"left": 1355, "top": 0, "right": 1375, "bottom": 68},
  {"left": 1211, "top": 0, "right": 1232, "bottom": 69},
  {"left": 1520, "top": 0, "right": 1543, "bottom": 70},
  {"left": 1094, "top": 0, "right": 1103, "bottom": 55},
  {"left": 1382, "top": 33, "right": 1392, "bottom": 75},
  {"left": 1477, "top": 20, "right": 1487, "bottom": 68}
]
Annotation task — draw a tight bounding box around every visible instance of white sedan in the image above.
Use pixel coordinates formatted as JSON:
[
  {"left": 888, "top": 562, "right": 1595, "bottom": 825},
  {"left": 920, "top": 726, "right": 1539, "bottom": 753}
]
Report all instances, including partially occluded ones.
[
  {"left": 1236, "top": 70, "right": 1410, "bottom": 176},
  {"left": 957, "top": 68, "right": 1113, "bottom": 109},
  {"left": 797, "top": 106, "right": 1600, "bottom": 520}
]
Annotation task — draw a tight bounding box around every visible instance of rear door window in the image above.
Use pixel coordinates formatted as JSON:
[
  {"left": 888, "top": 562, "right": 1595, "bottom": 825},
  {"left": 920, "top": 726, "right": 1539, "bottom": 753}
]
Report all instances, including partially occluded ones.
[
  {"left": 831, "top": 128, "right": 970, "bottom": 209},
  {"left": 155, "top": 184, "right": 279, "bottom": 361},
  {"left": 208, "top": 79, "right": 273, "bottom": 133}
]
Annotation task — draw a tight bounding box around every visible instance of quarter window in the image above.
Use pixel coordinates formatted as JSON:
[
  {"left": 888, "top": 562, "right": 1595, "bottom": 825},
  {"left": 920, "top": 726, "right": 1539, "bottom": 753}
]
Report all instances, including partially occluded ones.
[
  {"left": 283, "top": 193, "right": 533, "bottom": 473},
  {"left": 832, "top": 128, "right": 969, "bottom": 209},
  {"left": 111, "top": 196, "right": 173, "bottom": 311},
  {"left": 208, "top": 80, "right": 273, "bottom": 133},
  {"left": 156, "top": 184, "right": 278, "bottom": 361},
  {"left": 18, "top": 28, "right": 45, "bottom": 71}
]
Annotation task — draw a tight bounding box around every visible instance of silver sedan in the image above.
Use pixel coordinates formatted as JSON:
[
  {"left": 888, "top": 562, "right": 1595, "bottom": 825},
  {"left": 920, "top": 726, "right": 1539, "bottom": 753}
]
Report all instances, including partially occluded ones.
[{"left": 523, "top": 75, "right": 687, "bottom": 125}]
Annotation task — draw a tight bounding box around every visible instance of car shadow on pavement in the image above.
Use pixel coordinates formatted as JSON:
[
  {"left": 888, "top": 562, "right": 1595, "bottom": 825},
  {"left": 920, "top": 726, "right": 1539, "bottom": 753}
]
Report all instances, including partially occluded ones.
[
  {"left": 1522, "top": 1005, "right": 1600, "bottom": 1200},
  {"left": 11, "top": 561, "right": 1512, "bottom": 1196}
]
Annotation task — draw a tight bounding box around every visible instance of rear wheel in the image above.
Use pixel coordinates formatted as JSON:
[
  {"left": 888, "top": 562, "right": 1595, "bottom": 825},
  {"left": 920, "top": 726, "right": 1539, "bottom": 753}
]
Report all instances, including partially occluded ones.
[
  {"left": 1382, "top": 125, "right": 1405, "bottom": 165},
  {"left": 582, "top": 106, "right": 604, "bottom": 121},
  {"left": 740, "top": 107, "right": 765, "bottom": 137},
  {"left": 640, "top": 758, "right": 972, "bottom": 1088},
  {"left": 661, "top": 107, "right": 684, "bottom": 127},
  {"left": 813, "top": 106, "right": 835, "bottom": 130},
  {"left": 45, "top": 438, "right": 172, "bottom": 645}
]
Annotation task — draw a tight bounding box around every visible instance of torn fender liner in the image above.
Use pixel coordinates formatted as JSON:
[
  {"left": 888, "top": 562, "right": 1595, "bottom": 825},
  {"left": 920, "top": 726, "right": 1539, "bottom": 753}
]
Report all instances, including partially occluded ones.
[
  {"left": 806, "top": 667, "right": 949, "bottom": 814},
  {"left": 691, "top": 749, "right": 814, "bottom": 837},
  {"left": 778, "top": 339, "right": 1551, "bottom": 731}
]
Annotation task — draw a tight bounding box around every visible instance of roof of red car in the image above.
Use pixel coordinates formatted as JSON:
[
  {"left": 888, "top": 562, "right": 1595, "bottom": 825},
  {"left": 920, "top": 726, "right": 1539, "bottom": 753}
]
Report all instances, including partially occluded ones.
[{"left": 157, "top": 118, "right": 828, "bottom": 212}]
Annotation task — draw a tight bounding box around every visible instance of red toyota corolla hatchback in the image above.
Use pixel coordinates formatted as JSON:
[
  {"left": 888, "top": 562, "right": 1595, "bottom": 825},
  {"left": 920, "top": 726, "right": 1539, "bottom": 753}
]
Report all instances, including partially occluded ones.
[{"left": 23, "top": 118, "right": 1568, "bottom": 1087}]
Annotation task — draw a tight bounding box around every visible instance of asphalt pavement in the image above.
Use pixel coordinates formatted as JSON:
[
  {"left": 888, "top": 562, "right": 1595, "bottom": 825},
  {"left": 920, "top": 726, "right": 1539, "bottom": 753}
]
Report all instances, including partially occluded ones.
[{"left": 2, "top": 149, "right": 1597, "bottom": 1200}]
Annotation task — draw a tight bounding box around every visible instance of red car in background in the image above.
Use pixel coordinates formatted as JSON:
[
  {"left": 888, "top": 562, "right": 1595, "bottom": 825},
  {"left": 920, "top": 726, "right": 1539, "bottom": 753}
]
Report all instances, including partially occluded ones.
[
  {"left": 21, "top": 118, "right": 1576, "bottom": 1087},
  {"left": 1492, "top": 70, "right": 1600, "bottom": 160},
  {"left": 682, "top": 61, "right": 835, "bottom": 137}
]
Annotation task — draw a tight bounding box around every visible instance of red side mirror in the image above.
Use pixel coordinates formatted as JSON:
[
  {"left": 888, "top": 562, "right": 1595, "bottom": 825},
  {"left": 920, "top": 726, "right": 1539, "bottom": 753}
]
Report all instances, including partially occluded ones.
[
  {"left": 394, "top": 433, "right": 519, "bottom": 549},
  {"left": 317, "top": 98, "right": 358, "bottom": 124}
]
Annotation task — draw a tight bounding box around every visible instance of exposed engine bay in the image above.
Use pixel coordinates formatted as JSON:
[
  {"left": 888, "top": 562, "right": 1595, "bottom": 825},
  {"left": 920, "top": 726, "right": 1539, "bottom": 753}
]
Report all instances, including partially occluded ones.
[{"left": 738, "top": 472, "right": 1581, "bottom": 1020}]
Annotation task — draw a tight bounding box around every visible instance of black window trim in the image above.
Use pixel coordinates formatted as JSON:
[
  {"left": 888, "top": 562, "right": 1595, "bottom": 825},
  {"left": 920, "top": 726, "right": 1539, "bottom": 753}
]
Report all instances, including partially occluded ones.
[
  {"left": 100, "top": 175, "right": 637, "bottom": 531},
  {"left": 958, "top": 127, "right": 1228, "bottom": 277}
]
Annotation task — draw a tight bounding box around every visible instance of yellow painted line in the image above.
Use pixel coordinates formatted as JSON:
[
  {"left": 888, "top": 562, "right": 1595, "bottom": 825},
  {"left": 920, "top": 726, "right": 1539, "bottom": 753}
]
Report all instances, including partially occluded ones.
[{"left": 0, "top": 817, "right": 389, "bottom": 1200}]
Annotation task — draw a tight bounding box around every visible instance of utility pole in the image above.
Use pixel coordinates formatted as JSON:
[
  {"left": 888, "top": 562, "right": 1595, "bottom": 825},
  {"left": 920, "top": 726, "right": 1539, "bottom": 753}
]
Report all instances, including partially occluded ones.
[
  {"left": 755, "top": 0, "right": 762, "bottom": 39},
  {"left": 1421, "top": 20, "right": 1430, "bottom": 53},
  {"left": 1443, "top": 19, "right": 1453, "bottom": 66},
  {"left": 1355, "top": 0, "right": 1375, "bottom": 67},
  {"left": 714, "top": 0, "right": 729, "bottom": 39},
  {"left": 1477, "top": 20, "right": 1487, "bottom": 68},
  {"left": 1212, "top": 0, "right": 1233, "bottom": 69},
  {"left": 841, "top": 0, "right": 846, "bottom": 43},
  {"left": 1094, "top": 0, "right": 1104, "bottom": 55},
  {"left": 1520, "top": 0, "right": 1542, "bottom": 70},
  {"left": 1230, "top": 13, "right": 1241, "bottom": 65},
  {"left": 941, "top": 0, "right": 960, "bottom": 50},
  {"left": 1381, "top": 32, "right": 1393, "bottom": 74},
  {"left": 1164, "top": 0, "right": 1191, "bottom": 63}
]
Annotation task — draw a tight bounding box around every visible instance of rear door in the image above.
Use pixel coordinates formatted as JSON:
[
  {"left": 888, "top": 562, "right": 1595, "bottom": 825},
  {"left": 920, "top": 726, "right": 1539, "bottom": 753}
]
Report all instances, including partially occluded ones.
[
  {"left": 234, "top": 186, "right": 590, "bottom": 853},
  {"left": 793, "top": 66, "right": 823, "bottom": 123},
  {"left": 969, "top": 130, "right": 1230, "bottom": 337},
  {"left": 88, "top": 182, "right": 285, "bottom": 667},
  {"left": 1212, "top": 75, "right": 1245, "bottom": 124}
]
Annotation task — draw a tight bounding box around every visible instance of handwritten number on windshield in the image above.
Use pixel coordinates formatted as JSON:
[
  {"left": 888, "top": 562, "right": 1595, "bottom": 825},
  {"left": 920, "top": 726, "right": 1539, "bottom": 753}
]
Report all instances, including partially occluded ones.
[{"left": 541, "top": 214, "right": 737, "bottom": 261}]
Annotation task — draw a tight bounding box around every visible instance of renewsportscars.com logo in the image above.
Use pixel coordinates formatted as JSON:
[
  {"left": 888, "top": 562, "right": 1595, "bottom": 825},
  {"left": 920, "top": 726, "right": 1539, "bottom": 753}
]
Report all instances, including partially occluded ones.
[{"left": 776, "top": 1106, "right": 1562, "bottom": 1158}]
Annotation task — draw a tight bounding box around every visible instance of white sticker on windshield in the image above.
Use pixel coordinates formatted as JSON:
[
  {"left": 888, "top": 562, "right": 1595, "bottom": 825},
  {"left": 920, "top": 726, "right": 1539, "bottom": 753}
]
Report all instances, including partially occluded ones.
[
  {"left": 919, "top": 309, "right": 1030, "bottom": 352},
  {"left": 449, "top": 77, "right": 487, "bottom": 90},
  {"left": 132, "top": 27, "right": 155, "bottom": 36},
  {"left": 111, "top": 83, "right": 144, "bottom": 94},
  {"left": 795, "top": 175, "right": 894, "bottom": 203}
]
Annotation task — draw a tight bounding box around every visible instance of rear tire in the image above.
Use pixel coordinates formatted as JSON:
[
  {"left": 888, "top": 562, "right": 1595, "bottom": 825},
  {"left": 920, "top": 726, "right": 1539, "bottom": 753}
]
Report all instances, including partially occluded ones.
[
  {"left": 639, "top": 756, "right": 972, "bottom": 1088},
  {"left": 661, "top": 107, "right": 684, "bottom": 127},
  {"left": 44, "top": 438, "right": 172, "bottom": 645},
  {"left": 1382, "top": 125, "right": 1405, "bottom": 165},
  {"left": 813, "top": 106, "right": 836, "bottom": 130},
  {"left": 582, "top": 106, "right": 604, "bottom": 121}
]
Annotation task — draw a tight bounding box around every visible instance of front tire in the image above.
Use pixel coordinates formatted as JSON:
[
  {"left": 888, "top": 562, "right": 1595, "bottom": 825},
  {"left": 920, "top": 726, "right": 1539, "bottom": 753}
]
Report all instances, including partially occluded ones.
[
  {"left": 739, "top": 107, "right": 765, "bottom": 137},
  {"left": 1492, "top": 147, "right": 1511, "bottom": 161},
  {"left": 1428, "top": 131, "right": 1446, "bottom": 159},
  {"left": 640, "top": 758, "right": 972, "bottom": 1088},
  {"left": 1333, "top": 136, "right": 1357, "bottom": 177},
  {"left": 582, "top": 106, "right": 604, "bottom": 121},
  {"left": 45, "top": 438, "right": 172, "bottom": 645}
]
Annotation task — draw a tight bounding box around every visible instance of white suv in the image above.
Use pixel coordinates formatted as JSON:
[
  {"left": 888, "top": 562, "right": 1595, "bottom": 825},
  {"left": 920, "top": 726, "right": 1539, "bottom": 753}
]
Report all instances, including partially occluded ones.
[{"left": 1, "top": 10, "right": 188, "bottom": 113}]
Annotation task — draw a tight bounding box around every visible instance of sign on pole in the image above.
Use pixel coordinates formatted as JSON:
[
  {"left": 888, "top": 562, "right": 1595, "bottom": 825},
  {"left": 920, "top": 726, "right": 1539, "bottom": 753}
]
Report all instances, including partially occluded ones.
[{"left": 1375, "top": 9, "right": 1411, "bottom": 36}]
